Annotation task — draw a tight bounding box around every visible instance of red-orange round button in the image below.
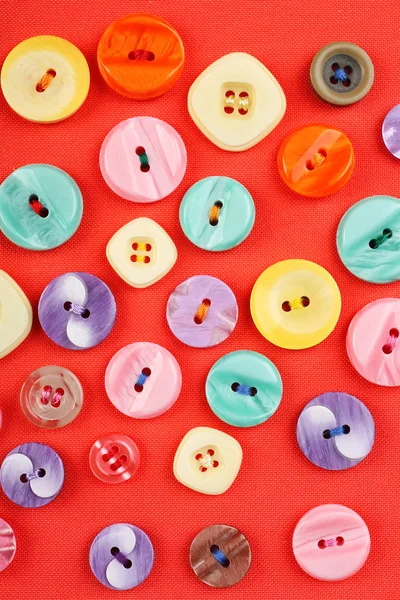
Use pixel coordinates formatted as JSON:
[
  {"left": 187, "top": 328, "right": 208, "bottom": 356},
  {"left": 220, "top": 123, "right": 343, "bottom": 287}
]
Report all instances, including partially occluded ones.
[{"left": 89, "top": 434, "right": 140, "bottom": 484}]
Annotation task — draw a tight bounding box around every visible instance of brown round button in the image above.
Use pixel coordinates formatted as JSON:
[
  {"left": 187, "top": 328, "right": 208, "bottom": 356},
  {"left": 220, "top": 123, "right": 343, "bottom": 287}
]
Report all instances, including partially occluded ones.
[{"left": 189, "top": 525, "right": 251, "bottom": 588}]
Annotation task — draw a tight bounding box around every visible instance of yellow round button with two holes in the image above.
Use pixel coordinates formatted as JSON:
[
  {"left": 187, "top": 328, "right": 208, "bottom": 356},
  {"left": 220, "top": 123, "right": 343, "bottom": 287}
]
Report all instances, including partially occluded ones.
[
  {"left": 250, "top": 259, "right": 341, "bottom": 350},
  {"left": 1, "top": 36, "right": 90, "bottom": 123}
]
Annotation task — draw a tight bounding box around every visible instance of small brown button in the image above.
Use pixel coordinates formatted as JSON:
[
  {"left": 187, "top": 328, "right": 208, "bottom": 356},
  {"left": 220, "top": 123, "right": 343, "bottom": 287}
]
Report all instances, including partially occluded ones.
[{"left": 189, "top": 524, "right": 251, "bottom": 588}]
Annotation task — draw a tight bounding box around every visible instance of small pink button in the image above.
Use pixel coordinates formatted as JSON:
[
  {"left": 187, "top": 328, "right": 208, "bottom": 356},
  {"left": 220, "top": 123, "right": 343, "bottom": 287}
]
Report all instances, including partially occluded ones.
[
  {"left": 89, "top": 434, "right": 140, "bottom": 484},
  {"left": 293, "top": 504, "right": 370, "bottom": 581},
  {"left": 0, "top": 518, "right": 16, "bottom": 573}
]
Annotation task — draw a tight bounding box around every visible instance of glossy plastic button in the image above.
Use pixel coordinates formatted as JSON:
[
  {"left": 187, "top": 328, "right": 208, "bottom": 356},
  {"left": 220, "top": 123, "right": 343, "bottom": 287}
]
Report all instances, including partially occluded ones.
[
  {"left": 166, "top": 275, "right": 238, "bottom": 348},
  {"left": 382, "top": 105, "right": 400, "bottom": 158},
  {"left": 0, "top": 164, "right": 83, "bottom": 250},
  {"left": 38, "top": 272, "right": 116, "bottom": 350},
  {"left": 180, "top": 177, "right": 255, "bottom": 251},
  {"left": 206, "top": 351, "right": 282, "bottom": 427},
  {"left": 100, "top": 117, "right": 187, "bottom": 203},
  {"left": 90, "top": 523, "right": 154, "bottom": 590},
  {"left": 251, "top": 259, "right": 341, "bottom": 350},
  {"left": 90, "top": 434, "right": 140, "bottom": 484},
  {"left": 1, "top": 36, "right": 89, "bottom": 123},
  {"left": 0, "top": 270, "right": 32, "bottom": 359},
  {"left": 98, "top": 13, "right": 184, "bottom": 100},
  {"left": 278, "top": 124, "right": 354, "bottom": 197},
  {"left": 293, "top": 505, "right": 370, "bottom": 581},
  {"left": 0, "top": 519, "right": 16, "bottom": 572}
]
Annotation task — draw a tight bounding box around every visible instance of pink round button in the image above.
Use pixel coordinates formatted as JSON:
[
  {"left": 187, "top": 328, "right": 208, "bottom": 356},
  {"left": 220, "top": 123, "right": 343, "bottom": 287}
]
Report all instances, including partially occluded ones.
[
  {"left": 0, "top": 518, "right": 16, "bottom": 573},
  {"left": 347, "top": 298, "right": 400, "bottom": 386},
  {"left": 89, "top": 434, "right": 140, "bottom": 484},
  {"left": 105, "top": 342, "right": 182, "bottom": 419},
  {"left": 100, "top": 117, "right": 187, "bottom": 203},
  {"left": 293, "top": 504, "right": 370, "bottom": 581}
]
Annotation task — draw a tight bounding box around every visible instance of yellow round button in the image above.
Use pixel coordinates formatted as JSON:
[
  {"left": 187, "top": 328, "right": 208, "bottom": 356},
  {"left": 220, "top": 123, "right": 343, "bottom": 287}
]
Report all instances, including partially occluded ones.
[
  {"left": 1, "top": 36, "right": 90, "bottom": 123},
  {"left": 250, "top": 259, "right": 341, "bottom": 350}
]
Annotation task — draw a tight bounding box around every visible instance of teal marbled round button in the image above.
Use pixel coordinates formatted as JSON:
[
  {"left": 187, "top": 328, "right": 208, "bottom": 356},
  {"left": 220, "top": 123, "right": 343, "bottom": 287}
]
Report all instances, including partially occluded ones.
[
  {"left": 206, "top": 350, "right": 282, "bottom": 427},
  {"left": 179, "top": 176, "right": 255, "bottom": 251},
  {"left": 337, "top": 195, "right": 400, "bottom": 284},
  {"left": 0, "top": 164, "right": 83, "bottom": 250}
]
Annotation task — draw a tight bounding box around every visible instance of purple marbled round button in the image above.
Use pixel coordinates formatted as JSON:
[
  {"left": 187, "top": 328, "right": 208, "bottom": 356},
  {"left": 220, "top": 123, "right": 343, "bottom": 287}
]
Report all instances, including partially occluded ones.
[
  {"left": 38, "top": 272, "right": 116, "bottom": 350},
  {"left": 297, "top": 392, "right": 375, "bottom": 471},
  {"left": 166, "top": 275, "right": 238, "bottom": 348},
  {"left": 0, "top": 442, "right": 64, "bottom": 507},
  {"left": 89, "top": 523, "right": 154, "bottom": 590},
  {"left": 382, "top": 105, "right": 400, "bottom": 158}
]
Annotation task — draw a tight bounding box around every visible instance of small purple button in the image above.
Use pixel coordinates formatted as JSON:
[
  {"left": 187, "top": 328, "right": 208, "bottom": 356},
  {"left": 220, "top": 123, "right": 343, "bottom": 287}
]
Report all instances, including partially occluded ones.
[
  {"left": 297, "top": 392, "right": 375, "bottom": 471},
  {"left": 38, "top": 272, "right": 116, "bottom": 350},
  {"left": 166, "top": 275, "right": 238, "bottom": 348},
  {"left": 89, "top": 523, "right": 154, "bottom": 590},
  {"left": 383, "top": 105, "right": 400, "bottom": 158}
]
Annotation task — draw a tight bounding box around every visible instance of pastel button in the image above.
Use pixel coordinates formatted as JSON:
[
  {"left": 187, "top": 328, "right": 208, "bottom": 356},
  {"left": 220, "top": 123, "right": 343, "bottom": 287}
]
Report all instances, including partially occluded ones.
[
  {"left": 0, "top": 519, "right": 16, "bottom": 572},
  {"left": 100, "top": 117, "right": 187, "bottom": 203},
  {"left": 293, "top": 505, "right": 370, "bottom": 581},
  {"left": 206, "top": 351, "right": 282, "bottom": 427},
  {"left": 188, "top": 52, "right": 286, "bottom": 151},
  {"left": 107, "top": 218, "right": 177, "bottom": 288},
  {"left": 38, "top": 272, "right": 116, "bottom": 350},
  {"left": 0, "top": 270, "right": 32, "bottom": 359},
  {"left": 166, "top": 275, "right": 238, "bottom": 348},
  {"left": 1, "top": 36, "right": 89, "bottom": 123},
  {"left": 180, "top": 177, "right": 255, "bottom": 251},
  {"left": 0, "top": 164, "right": 83, "bottom": 250},
  {"left": 173, "top": 427, "right": 242, "bottom": 495},
  {"left": 89, "top": 434, "right": 140, "bottom": 484},
  {"left": 106, "top": 343, "right": 182, "bottom": 419},
  {"left": 250, "top": 259, "right": 341, "bottom": 350},
  {"left": 383, "top": 105, "right": 400, "bottom": 158}
]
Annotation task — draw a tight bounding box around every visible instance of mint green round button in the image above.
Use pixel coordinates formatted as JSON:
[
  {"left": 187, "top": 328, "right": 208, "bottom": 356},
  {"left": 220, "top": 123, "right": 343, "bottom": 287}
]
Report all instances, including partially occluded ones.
[
  {"left": 179, "top": 176, "right": 255, "bottom": 251},
  {"left": 0, "top": 164, "right": 83, "bottom": 250},
  {"left": 206, "top": 350, "right": 283, "bottom": 427}
]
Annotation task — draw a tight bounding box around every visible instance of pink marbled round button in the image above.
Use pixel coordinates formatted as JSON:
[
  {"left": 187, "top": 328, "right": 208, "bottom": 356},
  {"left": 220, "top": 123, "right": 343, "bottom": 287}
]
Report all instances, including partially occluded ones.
[
  {"left": 293, "top": 504, "right": 370, "bottom": 581},
  {"left": 100, "top": 117, "right": 187, "bottom": 203},
  {"left": 0, "top": 518, "right": 16, "bottom": 572},
  {"left": 105, "top": 343, "right": 182, "bottom": 419}
]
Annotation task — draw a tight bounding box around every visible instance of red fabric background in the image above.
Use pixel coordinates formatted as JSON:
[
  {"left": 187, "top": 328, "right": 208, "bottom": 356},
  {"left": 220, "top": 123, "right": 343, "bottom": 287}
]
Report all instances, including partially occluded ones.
[{"left": 1, "top": 1, "right": 399, "bottom": 598}]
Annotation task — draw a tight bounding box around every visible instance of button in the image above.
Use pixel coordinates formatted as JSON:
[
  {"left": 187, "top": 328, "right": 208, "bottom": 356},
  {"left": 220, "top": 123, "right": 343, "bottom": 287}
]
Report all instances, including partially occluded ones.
[
  {"left": 188, "top": 52, "right": 286, "bottom": 152},
  {"left": 89, "top": 434, "right": 140, "bottom": 484},
  {"left": 89, "top": 523, "right": 154, "bottom": 590},
  {"left": 100, "top": 117, "right": 187, "bottom": 203},
  {"left": 190, "top": 525, "right": 251, "bottom": 588},
  {"left": 1, "top": 36, "right": 89, "bottom": 123},
  {"left": 106, "top": 343, "right": 182, "bottom": 419},
  {"left": 38, "top": 272, "right": 116, "bottom": 350},
  {"left": 0, "top": 442, "right": 64, "bottom": 508},
  {"left": 107, "top": 218, "right": 177, "bottom": 288},
  {"left": 97, "top": 14, "right": 184, "bottom": 100},
  {"left": 0, "top": 164, "right": 83, "bottom": 250},
  {"left": 277, "top": 124, "right": 354, "bottom": 197},
  {"left": 206, "top": 350, "right": 282, "bottom": 427},
  {"left": 180, "top": 177, "right": 255, "bottom": 251},
  {"left": 173, "top": 427, "right": 242, "bottom": 495},
  {"left": 337, "top": 195, "right": 400, "bottom": 283},
  {"left": 250, "top": 259, "right": 341, "bottom": 350},
  {"left": 0, "top": 518, "right": 16, "bottom": 573},
  {"left": 293, "top": 504, "right": 370, "bottom": 581},
  {"left": 0, "top": 270, "right": 32, "bottom": 359},
  {"left": 382, "top": 105, "right": 400, "bottom": 158}
]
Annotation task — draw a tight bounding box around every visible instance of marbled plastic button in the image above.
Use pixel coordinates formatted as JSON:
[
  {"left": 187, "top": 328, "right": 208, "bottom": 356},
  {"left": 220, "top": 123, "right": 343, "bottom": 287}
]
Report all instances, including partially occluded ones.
[
  {"left": 0, "top": 270, "right": 32, "bottom": 359},
  {"left": 180, "top": 177, "right": 255, "bottom": 251},
  {"left": 206, "top": 351, "right": 282, "bottom": 427},
  {"left": 0, "top": 519, "right": 16, "bottom": 573},
  {"left": 90, "top": 434, "right": 140, "bottom": 484},
  {"left": 166, "top": 275, "right": 238, "bottom": 348},
  {"left": 297, "top": 392, "right": 375, "bottom": 470},
  {"left": 107, "top": 218, "right": 177, "bottom": 288},
  {"left": 0, "top": 442, "right": 64, "bottom": 508},
  {"left": 277, "top": 124, "right": 354, "bottom": 197},
  {"left": 0, "top": 164, "right": 83, "bottom": 250},
  {"left": 106, "top": 343, "right": 182, "bottom": 419},
  {"left": 250, "top": 260, "right": 341, "bottom": 350},
  {"left": 1, "top": 36, "right": 89, "bottom": 123},
  {"left": 293, "top": 505, "right": 370, "bottom": 581},
  {"left": 100, "top": 117, "right": 187, "bottom": 203},
  {"left": 38, "top": 272, "right": 116, "bottom": 350},
  {"left": 190, "top": 525, "right": 251, "bottom": 588},
  {"left": 89, "top": 523, "right": 154, "bottom": 590},
  {"left": 382, "top": 105, "right": 400, "bottom": 158},
  {"left": 188, "top": 52, "right": 286, "bottom": 152},
  {"left": 173, "top": 427, "right": 242, "bottom": 495}
]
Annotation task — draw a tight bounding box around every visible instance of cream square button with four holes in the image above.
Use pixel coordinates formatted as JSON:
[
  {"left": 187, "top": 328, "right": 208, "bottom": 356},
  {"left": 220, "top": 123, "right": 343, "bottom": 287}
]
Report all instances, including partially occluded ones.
[{"left": 0, "top": 270, "right": 32, "bottom": 359}]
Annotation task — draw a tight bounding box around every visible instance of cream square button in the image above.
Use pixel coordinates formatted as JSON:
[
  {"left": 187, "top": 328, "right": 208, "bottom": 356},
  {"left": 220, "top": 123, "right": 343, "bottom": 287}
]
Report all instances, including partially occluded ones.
[{"left": 0, "top": 270, "right": 32, "bottom": 359}]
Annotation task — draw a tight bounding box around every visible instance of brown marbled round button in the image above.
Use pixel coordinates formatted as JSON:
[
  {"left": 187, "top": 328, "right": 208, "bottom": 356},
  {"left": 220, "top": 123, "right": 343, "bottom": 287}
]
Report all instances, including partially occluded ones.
[{"left": 189, "top": 524, "right": 251, "bottom": 588}]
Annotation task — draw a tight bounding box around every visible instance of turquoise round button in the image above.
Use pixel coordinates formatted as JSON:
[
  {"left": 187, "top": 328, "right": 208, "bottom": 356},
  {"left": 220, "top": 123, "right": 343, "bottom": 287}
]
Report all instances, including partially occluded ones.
[
  {"left": 0, "top": 164, "right": 83, "bottom": 250},
  {"left": 206, "top": 350, "right": 283, "bottom": 427},
  {"left": 179, "top": 176, "right": 255, "bottom": 251},
  {"left": 337, "top": 195, "right": 400, "bottom": 283}
]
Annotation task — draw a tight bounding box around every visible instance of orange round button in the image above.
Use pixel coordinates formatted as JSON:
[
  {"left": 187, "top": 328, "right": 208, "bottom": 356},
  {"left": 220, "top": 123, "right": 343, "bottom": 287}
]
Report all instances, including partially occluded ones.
[
  {"left": 277, "top": 124, "right": 354, "bottom": 197},
  {"left": 97, "top": 13, "right": 184, "bottom": 100}
]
